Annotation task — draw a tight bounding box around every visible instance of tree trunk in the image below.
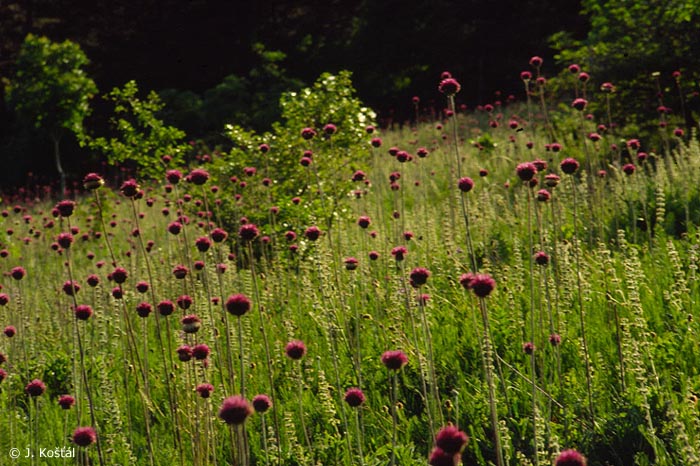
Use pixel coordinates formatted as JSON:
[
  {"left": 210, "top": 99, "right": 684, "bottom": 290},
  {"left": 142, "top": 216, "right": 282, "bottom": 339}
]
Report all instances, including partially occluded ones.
[{"left": 52, "top": 136, "right": 66, "bottom": 197}]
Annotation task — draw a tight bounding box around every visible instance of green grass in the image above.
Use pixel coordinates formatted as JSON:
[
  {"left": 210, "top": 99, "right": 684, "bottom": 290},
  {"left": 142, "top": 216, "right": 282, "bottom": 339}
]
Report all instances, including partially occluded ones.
[{"left": 0, "top": 101, "right": 699, "bottom": 466}]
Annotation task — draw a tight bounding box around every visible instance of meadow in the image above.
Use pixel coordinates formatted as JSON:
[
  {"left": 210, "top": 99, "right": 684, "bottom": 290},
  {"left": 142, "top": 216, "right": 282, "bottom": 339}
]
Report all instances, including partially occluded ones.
[{"left": 0, "top": 63, "right": 699, "bottom": 466}]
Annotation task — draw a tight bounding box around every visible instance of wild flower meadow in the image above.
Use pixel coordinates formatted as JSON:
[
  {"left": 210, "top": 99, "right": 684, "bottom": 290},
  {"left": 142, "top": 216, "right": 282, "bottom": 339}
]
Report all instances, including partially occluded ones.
[{"left": 0, "top": 61, "right": 699, "bottom": 466}]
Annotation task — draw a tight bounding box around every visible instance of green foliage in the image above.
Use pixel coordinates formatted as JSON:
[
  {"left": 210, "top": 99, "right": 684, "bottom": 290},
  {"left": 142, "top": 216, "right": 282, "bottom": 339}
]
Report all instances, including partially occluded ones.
[
  {"left": 80, "top": 80, "right": 189, "bottom": 178},
  {"left": 549, "top": 0, "right": 700, "bottom": 140},
  {"left": 214, "top": 70, "right": 376, "bottom": 228},
  {"left": 6, "top": 34, "right": 97, "bottom": 140}
]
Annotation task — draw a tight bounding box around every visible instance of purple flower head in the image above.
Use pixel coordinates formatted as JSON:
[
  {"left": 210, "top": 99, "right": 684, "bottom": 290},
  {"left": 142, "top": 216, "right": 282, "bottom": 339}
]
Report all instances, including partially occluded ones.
[
  {"left": 211, "top": 227, "right": 228, "bottom": 243},
  {"left": 572, "top": 98, "right": 588, "bottom": 111},
  {"left": 196, "top": 383, "right": 214, "bottom": 398},
  {"left": 83, "top": 173, "right": 104, "bottom": 190},
  {"left": 188, "top": 169, "right": 210, "bottom": 185},
  {"left": 63, "top": 280, "right": 81, "bottom": 296},
  {"left": 301, "top": 127, "right": 317, "bottom": 140},
  {"left": 409, "top": 267, "right": 431, "bottom": 287},
  {"left": 516, "top": 162, "right": 538, "bottom": 182},
  {"left": 239, "top": 224, "right": 260, "bottom": 242},
  {"left": 225, "top": 294, "right": 252, "bottom": 316},
  {"left": 136, "top": 302, "right": 152, "bottom": 318},
  {"left": 537, "top": 189, "right": 551, "bottom": 202},
  {"left": 560, "top": 158, "right": 580, "bottom": 175},
  {"left": 74, "top": 304, "right": 93, "bottom": 321},
  {"left": 252, "top": 394, "right": 272, "bottom": 413},
  {"left": 11, "top": 266, "right": 26, "bottom": 280},
  {"left": 458, "top": 177, "right": 474, "bottom": 193},
  {"left": 285, "top": 340, "right": 307, "bottom": 360},
  {"left": 438, "top": 78, "right": 461, "bottom": 96},
  {"left": 181, "top": 314, "right": 201, "bottom": 334},
  {"left": 523, "top": 342, "right": 535, "bottom": 354},
  {"left": 172, "top": 265, "right": 188, "bottom": 279},
  {"left": 304, "top": 226, "right": 321, "bottom": 241},
  {"left": 58, "top": 395, "right": 75, "bottom": 410},
  {"left": 72, "top": 427, "right": 97, "bottom": 447},
  {"left": 381, "top": 350, "right": 408, "bottom": 370},
  {"left": 471, "top": 274, "right": 496, "bottom": 298},
  {"left": 391, "top": 246, "right": 407, "bottom": 261},
  {"left": 166, "top": 170, "right": 183, "bottom": 184},
  {"left": 176, "top": 345, "right": 193, "bottom": 362},
  {"left": 192, "top": 343, "right": 210, "bottom": 360},
  {"left": 120, "top": 179, "right": 140, "bottom": 198},
  {"left": 435, "top": 425, "right": 469, "bottom": 454},
  {"left": 344, "top": 387, "right": 365, "bottom": 407},
  {"left": 428, "top": 447, "right": 460, "bottom": 466},
  {"left": 25, "top": 379, "right": 46, "bottom": 396},
  {"left": 55, "top": 200, "right": 75, "bottom": 217},
  {"left": 218, "top": 396, "right": 253, "bottom": 425},
  {"left": 555, "top": 449, "right": 587, "bottom": 466},
  {"left": 157, "top": 300, "right": 175, "bottom": 316},
  {"left": 111, "top": 267, "right": 128, "bottom": 284}
]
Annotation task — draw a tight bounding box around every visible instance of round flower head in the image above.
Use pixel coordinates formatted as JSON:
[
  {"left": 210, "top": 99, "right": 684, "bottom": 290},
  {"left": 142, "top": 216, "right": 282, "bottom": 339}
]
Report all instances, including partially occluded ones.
[
  {"left": 344, "top": 387, "right": 366, "bottom": 407},
  {"left": 136, "top": 281, "right": 149, "bottom": 293},
  {"left": 391, "top": 246, "right": 407, "bottom": 261},
  {"left": 568, "top": 63, "right": 580, "bottom": 73},
  {"left": 111, "top": 267, "right": 128, "bottom": 284},
  {"left": 560, "top": 158, "right": 580, "bottom": 175},
  {"left": 438, "top": 78, "right": 461, "bottom": 96},
  {"left": 55, "top": 200, "right": 75, "bottom": 217},
  {"left": 600, "top": 82, "right": 615, "bottom": 93},
  {"left": 0, "top": 294, "right": 8, "bottom": 306},
  {"left": 622, "top": 163, "right": 636, "bottom": 175},
  {"left": 86, "top": 274, "right": 100, "bottom": 287},
  {"left": 555, "top": 449, "right": 587, "bottom": 466},
  {"left": 520, "top": 70, "right": 532, "bottom": 81},
  {"left": 11, "top": 266, "right": 26, "bottom": 280},
  {"left": 181, "top": 314, "right": 201, "bottom": 334},
  {"left": 57, "top": 232, "right": 73, "bottom": 249},
  {"left": 74, "top": 304, "right": 93, "bottom": 321},
  {"left": 572, "top": 98, "right": 588, "bottom": 111},
  {"left": 371, "top": 137, "right": 382, "bottom": 148},
  {"left": 252, "top": 394, "right": 272, "bottom": 413},
  {"left": 188, "top": 169, "right": 210, "bottom": 185},
  {"left": 195, "top": 236, "right": 211, "bottom": 252},
  {"left": 304, "top": 226, "right": 321, "bottom": 241},
  {"left": 211, "top": 227, "right": 228, "bottom": 243},
  {"left": 58, "top": 394, "right": 75, "bottom": 409},
  {"left": 83, "top": 173, "right": 104, "bottom": 190},
  {"left": 516, "top": 162, "right": 538, "bottom": 182},
  {"left": 357, "top": 216, "right": 371, "bottom": 229},
  {"left": 25, "top": 379, "right": 46, "bottom": 396},
  {"left": 417, "top": 147, "right": 429, "bottom": 158},
  {"left": 578, "top": 72, "right": 590, "bottom": 82},
  {"left": 136, "top": 302, "right": 152, "bottom": 318},
  {"left": 537, "top": 189, "right": 551, "bottom": 202},
  {"left": 674, "top": 128, "right": 684, "bottom": 137},
  {"left": 165, "top": 169, "right": 182, "bottom": 184},
  {"left": 72, "top": 427, "right": 97, "bottom": 447},
  {"left": 119, "top": 179, "right": 140, "bottom": 198},
  {"left": 409, "top": 267, "right": 431, "bottom": 287},
  {"left": 0, "top": 368, "right": 6, "bottom": 383},
  {"left": 470, "top": 274, "right": 496, "bottom": 298},
  {"left": 301, "top": 127, "right": 317, "bottom": 140},
  {"left": 63, "top": 280, "right": 81, "bottom": 296},
  {"left": 176, "top": 345, "right": 193, "bottom": 362},
  {"left": 435, "top": 425, "right": 469, "bottom": 454},
  {"left": 238, "top": 224, "right": 259, "bottom": 242},
  {"left": 529, "top": 56, "right": 543, "bottom": 67},
  {"left": 534, "top": 251, "right": 550, "bottom": 265},
  {"left": 0, "top": 326, "right": 11, "bottom": 338},
  {"left": 344, "top": 257, "right": 359, "bottom": 270},
  {"left": 549, "top": 333, "right": 562, "bottom": 346},
  {"left": 192, "top": 344, "right": 210, "bottom": 360},
  {"left": 323, "top": 123, "right": 337, "bottom": 135},
  {"left": 225, "top": 294, "right": 251, "bottom": 316},
  {"left": 523, "top": 342, "right": 535, "bottom": 354},
  {"left": 177, "top": 295, "right": 193, "bottom": 310},
  {"left": 172, "top": 265, "right": 188, "bottom": 279},
  {"left": 381, "top": 350, "right": 408, "bottom": 370},
  {"left": 458, "top": 177, "right": 474, "bottom": 193},
  {"left": 219, "top": 396, "right": 253, "bottom": 425},
  {"left": 157, "top": 300, "right": 175, "bottom": 316},
  {"left": 196, "top": 383, "right": 214, "bottom": 398},
  {"left": 285, "top": 340, "right": 307, "bottom": 360}
]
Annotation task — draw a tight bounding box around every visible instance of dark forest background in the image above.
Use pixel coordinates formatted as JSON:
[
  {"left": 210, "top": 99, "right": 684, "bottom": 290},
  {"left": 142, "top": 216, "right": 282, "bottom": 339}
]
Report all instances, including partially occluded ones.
[{"left": 2, "top": 0, "right": 698, "bottom": 190}]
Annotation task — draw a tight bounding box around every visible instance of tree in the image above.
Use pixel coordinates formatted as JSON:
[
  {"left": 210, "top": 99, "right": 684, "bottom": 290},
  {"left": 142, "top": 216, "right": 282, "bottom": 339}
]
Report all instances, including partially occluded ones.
[{"left": 6, "top": 34, "right": 97, "bottom": 194}]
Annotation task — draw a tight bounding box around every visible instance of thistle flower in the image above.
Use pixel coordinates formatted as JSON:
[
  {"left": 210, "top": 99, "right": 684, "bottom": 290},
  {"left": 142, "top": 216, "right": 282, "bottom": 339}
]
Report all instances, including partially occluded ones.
[
  {"left": 239, "top": 224, "right": 260, "bottom": 241},
  {"left": 25, "top": 379, "right": 46, "bottom": 396},
  {"left": 301, "top": 127, "right": 317, "bottom": 140},
  {"left": 285, "top": 340, "right": 307, "bottom": 360},
  {"left": 188, "top": 169, "right": 210, "bottom": 185},
  {"left": 523, "top": 342, "right": 535, "bottom": 354},
  {"left": 534, "top": 251, "right": 550, "bottom": 265},
  {"left": 0, "top": 294, "right": 8, "bottom": 306},
  {"left": 166, "top": 170, "right": 183, "bottom": 184},
  {"left": 196, "top": 383, "right": 214, "bottom": 398},
  {"left": 572, "top": 98, "right": 588, "bottom": 111},
  {"left": 0, "top": 368, "right": 7, "bottom": 383},
  {"left": 516, "top": 162, "right": 538, "bottom": 182},
  {"left": 119, "top": 179, "right": 140, "bottom": 198},
  {"left": 11, "top": 266, "right": 26, "bottom": 280},
  {"left": 304, "top": 226, "right": 321, "bottom": 241},
  {"left": 357, "top": 216, "right": 371, "bottom": 228},
  {"left": 195, "top": 236, "right": 211, "bottom": 252},
  {"left": 549, "top": 333, "right": 562, "bottom": 346},
  {"left": 391, "top": 246, "right": 407, "bottom": 261},
  {"left": 218, "top": 396, "right": 253, "bottom": 425},
  {"left": 438, "top": 78, "right": 461, "bottom": 96},
  {"left": 225, "top": 294, "right": 251, "bottom": 316},
  {"left": 83, "top": 173, "right": 104, "bottom": 190},
  {"left": 428, "top": 447, "right": 459, "bottom": 466},
  {"left": 555, "top": 449, "right": 587, "bottom": 466},
  {"left": 172, "top": 265, "right": 188, "bottom": 279},
  {"left": 72, "top": 427, "right": 97, "bottom": 447},
  {"left": 529, "top": 56, "right": 543, "bottom": 67},
  {"left": 560, "top": 158, "right": 580, "bottom": 175},
  {"left": 63, "top": 280, "right": 81, "bottom": 296},
  {"left": 323, "top": 123, "right": 337, "bottom": 135},
  {"left": 192, "top": 344, "right": 210, "bottom": 360},
  {"left": 157, "top": 300, "right": 175, "bottom": 316},
  {"left": 58, "top": 395, "right": 75, "bottom": 409},
  {"left": 622, "top": 163, "right": 636, "bottom": 175},
  {"left": 176, "top": 345, "right": 193, "bottom": 362},
  {"left": 344, "top": 257, "right": 359, "bottom": 270},
  {"left": 409, "top": 267, "right": 431, "bottom": 287},
  {"left": 181, "top": 314, "right": 201, "bottom": 334},
  {"left": 136, "top": 302, "right": 152, "bottom": 318},
  {"left": 470, "top": 274, "right": 496, "bottom": 298},
  {"left": 435, "top": 425, "right": 469, "bottom": 454},
  {"left": 344, "top": 387, "right": 366, "bottom": 407},
  {"left": 458, "top": 177, "right": 474, "bottom": 193},
  {"left": 111, "top": 267, "right": 128, "bottom": 284},
  {"left": 252, "top": 394, "right": 272, "bottom": 413},
  {"left": 381, "top": 350, "right": 408, "bottom": 370},
  {"left": 177, "top": 295, "right": 193, "bottom": 310},
  {"left": 55, "top": 200, "right": 75, "bottom": 217},
  {"left": 74, "top": 304, "right": 93, "bottom": 321},
  {"left": 537, "top": 189, "right": 551, "bottom": 202},
  {"left": 136, "top": 281, "right": 149, "bottom": 293}
]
